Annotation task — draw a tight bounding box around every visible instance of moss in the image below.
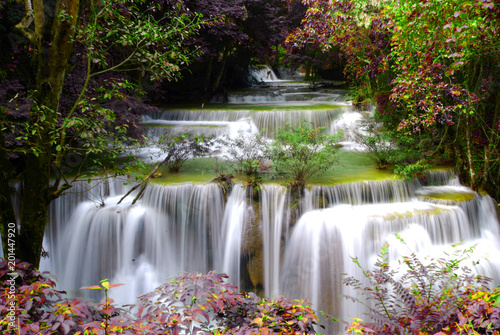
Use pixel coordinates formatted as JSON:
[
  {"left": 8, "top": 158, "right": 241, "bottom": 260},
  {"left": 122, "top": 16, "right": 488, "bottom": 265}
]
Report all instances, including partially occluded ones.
[
  {"left": 145, "top": 151, "right": 397, "bottom": 187},
  {"left": 146, "top": 158, "right": 230, "bottom": 184},
  {"left": 379, "top": 207, "right": 449, "bottom": 221},
  {"left": 419, "top": 191, "right": 477, "bottom": 203},
  {"left": 308, "top": 151, "right": 395, "bottom": 185}
]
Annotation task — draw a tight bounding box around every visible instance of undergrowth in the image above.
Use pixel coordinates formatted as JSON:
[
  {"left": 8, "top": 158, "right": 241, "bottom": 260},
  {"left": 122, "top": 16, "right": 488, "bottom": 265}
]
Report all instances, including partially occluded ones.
[
  {"left": 0, "top": 261, "right": 319, "bottom": 334},
  {"left": 342, "top": 238, "right": 500, "bottom": 335}
]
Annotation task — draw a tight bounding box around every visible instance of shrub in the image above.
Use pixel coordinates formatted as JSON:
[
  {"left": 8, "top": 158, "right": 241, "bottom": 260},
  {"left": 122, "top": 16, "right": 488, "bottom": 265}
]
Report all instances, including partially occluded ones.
[
  {"left": 343, "top": 240, "right": 500, "bottom": 335},
  {"left": 268, "top": 120, "right": 341, "bottom": 189},
  {"left": 158, "top": 133, "right": 213, "bottom": 173},
  {"left": 0, "top": 261, "right": 319, "bottom": 334},
  {"left": 217, "top": 131, "right": 269, "bottom": 176},
  {"left": 352, "top": 117, "right": 397, "bottom": 169}
]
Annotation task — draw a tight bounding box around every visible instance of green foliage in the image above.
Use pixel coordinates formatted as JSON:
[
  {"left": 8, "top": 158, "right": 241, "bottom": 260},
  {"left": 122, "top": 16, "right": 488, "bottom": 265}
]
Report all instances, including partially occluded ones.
[
  {"left": 352, "top": 116, "right": 397, "bottom": 169},
  {"left": 76, "top": 0, "right": 202, "bottom": 82},
  {"left": 393, "top": 159, "right": 432, "bottom": 180},
  {"left": 342, "top": 240, "right": 500, "bottom": 335},
  {"left": 268, "top": 120, "right": 341, "bottom": 188},
  {"left": 218, "top": 131, "right": 269, "bottom": 176},
  {"left": 287, "top": 0, "right": 500, "bottom": 195}
]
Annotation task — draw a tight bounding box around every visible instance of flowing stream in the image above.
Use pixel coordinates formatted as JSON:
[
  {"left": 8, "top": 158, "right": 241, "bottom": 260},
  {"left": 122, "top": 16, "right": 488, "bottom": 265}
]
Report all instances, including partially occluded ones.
[{"left": 40, "top": 67, "right": 500, "bottom": 331}]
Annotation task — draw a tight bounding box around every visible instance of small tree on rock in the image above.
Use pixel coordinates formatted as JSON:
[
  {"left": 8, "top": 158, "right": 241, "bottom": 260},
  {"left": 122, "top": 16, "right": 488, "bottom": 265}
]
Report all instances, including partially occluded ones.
[
  {"left": 158, "top": 134, "right": 213, "bottom": 173},
  {"left": 352, "top": 116, "right": 397, "bottom": 169},
  {"left": 268, "top": 120, "right": 341, "bottom": 189}
]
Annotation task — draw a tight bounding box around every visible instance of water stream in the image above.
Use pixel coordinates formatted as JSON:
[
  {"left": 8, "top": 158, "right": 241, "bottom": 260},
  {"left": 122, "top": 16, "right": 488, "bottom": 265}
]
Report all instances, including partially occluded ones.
[{"left": 40, "top": 67, "right": 500, "bottom": 331}]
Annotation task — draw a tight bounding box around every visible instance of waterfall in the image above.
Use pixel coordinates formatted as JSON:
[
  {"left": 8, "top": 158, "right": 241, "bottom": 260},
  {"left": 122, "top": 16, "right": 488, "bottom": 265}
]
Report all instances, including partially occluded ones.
[
  {"left": 41, "top": 171, "right": 500, "bottom": 331},
  {"left": 260, "top": 184, "right": 288, "bottom": 297},
  {"left": 304, "top": 179, "right": 414, "bottom": 209},
  {"left": 279, "top": 193, "right": 500, "bottom": 333},
  {"left": 249, "top": 65, "right": 281, "bottom": 82},
  {"left": 219, "top": 184, "right": 248, "bottom": 287},
  {"left": 144, "top": 106, "right": 348, "bottom": 138},
  {"left": 45, "top": 182, "right": 226, "bottom": 303}
]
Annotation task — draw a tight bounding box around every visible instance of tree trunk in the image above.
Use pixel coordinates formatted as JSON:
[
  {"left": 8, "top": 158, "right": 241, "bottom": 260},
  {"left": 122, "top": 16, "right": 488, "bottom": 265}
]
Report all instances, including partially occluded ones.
[
  {"left": 15, "top": 0, "right": 80, "bottom": 267},
  {"left": 212, "top": 47, "right": 229, "bottom": 95},
  {"left": 0, "top": 130, "right": 18, "bottom": 257},
  {"left": 483, "top": 91, "right": 500, "bottom": 196},
  {"left": 465, "top": 112, "right": 477, "bottom": 191},
  {"left": 19, "top": 154, "right": 52, "bottom": 266}
]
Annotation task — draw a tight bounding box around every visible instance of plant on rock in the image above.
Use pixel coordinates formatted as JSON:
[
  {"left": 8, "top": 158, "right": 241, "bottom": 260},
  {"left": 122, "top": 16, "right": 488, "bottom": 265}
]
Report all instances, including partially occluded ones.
[
  {"left": 158, "top": 133, "right": 213, "bottom": 173},
  {"left": 268, "top": 120, "right": 341, "bottom": 189},
  {"left": 352, "top": 116, "right": 397, "bottom": 169},
  {"left": 218, "top": 131, "right": 269, "bottom": 176}
]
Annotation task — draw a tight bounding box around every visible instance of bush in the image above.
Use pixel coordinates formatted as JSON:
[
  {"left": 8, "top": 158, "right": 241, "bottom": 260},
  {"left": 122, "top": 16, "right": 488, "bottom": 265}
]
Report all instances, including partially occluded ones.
[
  {"left": 268, "top": 120, "right": 341, "bottom": 189},
  {"left": 217, "top": 131, "right": 269, "bottom": 176},
  {"left": 0, "top": 260, "right": 319, "bottom": 334},
  {"left": 343, "top": 240, "right": 500, "bottom": 335},
  {"left": 352, "top": 116, "right": 397, "bottom": 169},
  {"left": 157, "top": 133, "right": 213, "bottom": 173}
]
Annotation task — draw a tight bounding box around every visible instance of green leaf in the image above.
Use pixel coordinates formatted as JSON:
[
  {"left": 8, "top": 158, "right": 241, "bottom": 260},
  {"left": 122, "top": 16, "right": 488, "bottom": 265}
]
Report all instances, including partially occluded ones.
[{"left": 81, "top": 285, "right": 102, "bottom": 290}]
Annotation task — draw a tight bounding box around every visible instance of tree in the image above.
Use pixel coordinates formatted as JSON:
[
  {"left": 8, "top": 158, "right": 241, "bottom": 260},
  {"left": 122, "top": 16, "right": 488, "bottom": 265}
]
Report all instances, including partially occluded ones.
[
  {"left": 285, "top": 0, "right": 393, "bottom": 100},
  {"left": 287, "top": 0, "right": 500, "bottom": 198},
  {"left": 386, "top": 0, "right": 500, "bottom": 193},
  {"left": 155, "top": 0, "right": 306, "bottom": 103},
  {"left": 0, "top": 0, "right": 202, "bottom": 266},
  {"left": 268, "top": 121, "right": 341, "bottom": 189}
]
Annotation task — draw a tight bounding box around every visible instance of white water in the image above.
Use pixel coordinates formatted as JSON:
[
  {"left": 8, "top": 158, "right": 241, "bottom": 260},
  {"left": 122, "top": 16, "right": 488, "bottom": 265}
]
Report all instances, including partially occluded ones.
[
  {"left": 40, "top": 171, "right": 500, "bottom": 335},
  {"left": 260, "top": 184, "right": 288, "bottom": 297},
  {"left": 36, "top": 67, "right": 500, "bottom": 331}
]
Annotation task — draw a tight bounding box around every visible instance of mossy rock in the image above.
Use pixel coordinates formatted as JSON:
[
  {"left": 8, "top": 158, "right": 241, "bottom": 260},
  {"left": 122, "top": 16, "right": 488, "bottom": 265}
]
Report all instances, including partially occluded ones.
[
  {"left": 378, "top": 207, "right": 449, "bottom": 221},
  {"left": 418, "top": 191, "right": 477, "bottom": 204}
]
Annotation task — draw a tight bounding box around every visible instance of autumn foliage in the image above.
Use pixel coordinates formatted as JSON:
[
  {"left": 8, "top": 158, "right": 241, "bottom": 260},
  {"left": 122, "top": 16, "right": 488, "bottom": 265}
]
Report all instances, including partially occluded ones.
[
  {"left": 287, "top": 0, "right": 500, "bottom": 198},
  {"left": 0, "top": 260, "right": 319, "bottom": 334}
]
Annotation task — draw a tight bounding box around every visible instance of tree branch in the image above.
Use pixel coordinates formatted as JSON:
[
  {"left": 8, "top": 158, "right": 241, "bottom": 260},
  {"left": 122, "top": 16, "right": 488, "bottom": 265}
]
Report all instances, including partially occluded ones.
[
  {"left": 117, "top": 155, "right": 170, "bottom": 205},
  {"left": 13, "top": 0, "right": 36, "bottom": 44}
]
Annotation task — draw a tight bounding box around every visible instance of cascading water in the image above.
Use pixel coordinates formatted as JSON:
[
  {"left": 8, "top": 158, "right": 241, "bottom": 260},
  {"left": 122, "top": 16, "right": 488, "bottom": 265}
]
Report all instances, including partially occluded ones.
[
  {"left": 279, "top": 174, "right": 500, "bottom": 333},
  {"left": 260, "top": 184, "right": 288, "bottom": 297},
  {"left": 40, "top": 67, "right": 500, "bottom": 332}
]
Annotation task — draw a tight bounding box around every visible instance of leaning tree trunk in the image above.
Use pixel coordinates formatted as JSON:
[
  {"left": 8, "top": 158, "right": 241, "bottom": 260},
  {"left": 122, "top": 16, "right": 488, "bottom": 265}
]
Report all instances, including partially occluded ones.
[{"left": 211, "top": 46, "right": 229, "bottom": 95}]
